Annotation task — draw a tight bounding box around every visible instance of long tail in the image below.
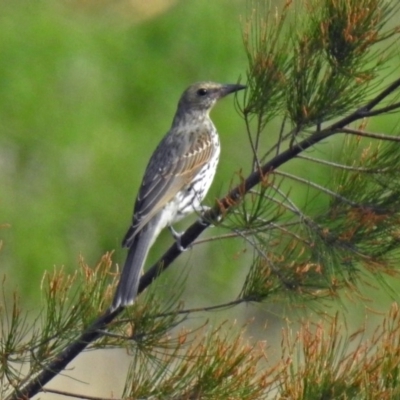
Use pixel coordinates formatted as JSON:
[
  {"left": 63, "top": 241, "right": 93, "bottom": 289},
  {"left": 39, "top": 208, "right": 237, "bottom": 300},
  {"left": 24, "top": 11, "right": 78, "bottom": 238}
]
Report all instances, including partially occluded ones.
[{"left": 111, "top": 224, "right": 157, "bottom": 311}]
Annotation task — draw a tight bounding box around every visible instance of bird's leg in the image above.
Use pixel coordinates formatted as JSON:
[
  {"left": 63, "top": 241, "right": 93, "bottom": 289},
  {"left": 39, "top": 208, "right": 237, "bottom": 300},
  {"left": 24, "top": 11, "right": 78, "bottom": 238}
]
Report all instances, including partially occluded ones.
[
  {"left": 198, "top": 205, "right": 212, "bottom": 227},
  {"left": 169, "top": 225, "right": 189, "bottom": 252},
  {"left": 169, "top": 206, "right": 221, "bottom": 251}
]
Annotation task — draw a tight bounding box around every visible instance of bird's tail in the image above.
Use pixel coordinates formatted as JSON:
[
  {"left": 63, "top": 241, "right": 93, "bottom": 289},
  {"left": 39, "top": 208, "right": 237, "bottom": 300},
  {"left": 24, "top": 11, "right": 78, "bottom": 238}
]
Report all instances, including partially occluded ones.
[{"left": 110, "top": 224, "right": 156, "bottom": 311}]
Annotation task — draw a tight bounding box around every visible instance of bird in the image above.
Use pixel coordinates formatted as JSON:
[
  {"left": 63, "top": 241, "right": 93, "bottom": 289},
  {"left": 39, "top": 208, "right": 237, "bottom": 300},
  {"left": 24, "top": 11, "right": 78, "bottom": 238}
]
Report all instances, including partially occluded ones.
[{"left": 111, "top": 81, "right": 246, "bottom": 311}]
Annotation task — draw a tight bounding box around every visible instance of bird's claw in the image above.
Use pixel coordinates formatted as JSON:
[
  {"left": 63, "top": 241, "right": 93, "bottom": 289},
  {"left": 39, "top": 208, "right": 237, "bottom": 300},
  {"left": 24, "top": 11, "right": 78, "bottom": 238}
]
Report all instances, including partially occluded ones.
[
  {"left": 169, "top": 226, "right": 189, "bottom": 252},
  {"left": 198, "top": 217, "right": 209, "bottom": 227},
  {"left": 198, "top": 206, "right": 221, "bottom": 227}
]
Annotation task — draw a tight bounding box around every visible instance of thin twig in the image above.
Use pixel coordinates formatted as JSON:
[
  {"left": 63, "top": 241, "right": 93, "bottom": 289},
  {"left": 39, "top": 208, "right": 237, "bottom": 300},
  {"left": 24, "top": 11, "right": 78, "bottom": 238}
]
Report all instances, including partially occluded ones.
[
  {"left": 276, "top": 114, "right": 288, "bottom": 157},
  {"left": 268, "top": 221, "right": 311, "bottom": 246},
  {"left": 42, "top": 387, "right": 115, "bottom": 400},
  {"left": 297, "top": 154, "right": 390, "bottom": 172},
  {"left": 274, "top": 170, "right": 361, "bottom": 207},
  {"left": 341, "top": 127, "right": 400, "bottom": 141},
  {"left": 361, "top": 100, "right": 400, "bottom": 117},
  {"left": 345, "top": 77, "right": 400, "bottom": 119},
  {"left": 267, "top": 182, "right": 304, "bottom": 216},
  {"left": 233, "top": 228, "right": 294, "bottom": 287},
  {"left": 192, "top": 220, "right": 302, "bottom": 246},
  {"left": 114, "top": 298, "right": 248, "bottom": 324},
  {"left": 244, "top": 114, "right": 261, "bottom": 171}
]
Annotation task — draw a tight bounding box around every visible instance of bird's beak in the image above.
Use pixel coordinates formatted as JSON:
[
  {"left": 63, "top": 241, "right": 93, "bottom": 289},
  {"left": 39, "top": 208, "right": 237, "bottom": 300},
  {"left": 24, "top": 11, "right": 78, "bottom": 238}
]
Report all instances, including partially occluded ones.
[{"left": 220, "top": 83, "right": 247, "bottom": 97}]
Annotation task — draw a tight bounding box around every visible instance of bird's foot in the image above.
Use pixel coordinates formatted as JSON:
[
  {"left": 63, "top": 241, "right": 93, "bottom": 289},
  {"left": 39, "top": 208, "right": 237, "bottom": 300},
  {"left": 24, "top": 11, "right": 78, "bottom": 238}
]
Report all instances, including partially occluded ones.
[
  {"left": 198, "top": 205, "right": 211, "bottom": 227},
  {"left": 198, "top": 215, "right": 210, "bottom": 227},
  {"left": 198, "top": 206, "right": 221, "bottom": 227},
  {"left": 169, "top": 226, "right": 189, "bottom": 252}
]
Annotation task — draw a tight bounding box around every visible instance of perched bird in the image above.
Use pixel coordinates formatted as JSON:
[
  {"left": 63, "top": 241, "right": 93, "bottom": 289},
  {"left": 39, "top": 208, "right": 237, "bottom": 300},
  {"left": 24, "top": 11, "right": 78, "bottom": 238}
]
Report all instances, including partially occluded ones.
[{"left": 111, "top": 81, "right": 246, "bottom": 310}]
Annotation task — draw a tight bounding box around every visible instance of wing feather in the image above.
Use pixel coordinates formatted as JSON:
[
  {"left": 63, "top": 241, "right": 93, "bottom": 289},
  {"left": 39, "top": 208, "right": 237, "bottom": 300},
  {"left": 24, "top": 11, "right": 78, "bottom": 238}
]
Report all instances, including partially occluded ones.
[{"left": 122, "top": 126, "right": 216, "bottom": 247}]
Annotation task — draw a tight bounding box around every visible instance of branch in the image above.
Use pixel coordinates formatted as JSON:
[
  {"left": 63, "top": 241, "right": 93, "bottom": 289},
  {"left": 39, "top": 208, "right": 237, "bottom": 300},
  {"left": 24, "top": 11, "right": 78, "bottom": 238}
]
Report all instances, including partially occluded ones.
[
  {"left": 140, "top": 77, "right": 400, "bottom": 290},
  {"left": 8, "top": 77, "right": 400, "bottom": 400}
]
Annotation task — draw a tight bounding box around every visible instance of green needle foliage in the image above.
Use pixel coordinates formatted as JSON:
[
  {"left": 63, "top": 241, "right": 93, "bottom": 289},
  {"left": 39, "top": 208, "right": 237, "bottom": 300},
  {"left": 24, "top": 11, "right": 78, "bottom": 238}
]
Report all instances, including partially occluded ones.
[
  {"left": 243, "top": 0, "right": 398, "bottom": 131},
  {"left": 231, "top": 0, "right": 400, "bottom": 307}
]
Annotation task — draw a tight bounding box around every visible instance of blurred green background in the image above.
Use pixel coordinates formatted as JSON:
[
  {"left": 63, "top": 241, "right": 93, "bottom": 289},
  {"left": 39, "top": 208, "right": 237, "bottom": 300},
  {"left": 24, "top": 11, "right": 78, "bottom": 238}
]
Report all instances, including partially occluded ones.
[{"left": 0, "top": 0, "right": 252, "bottom": 306}]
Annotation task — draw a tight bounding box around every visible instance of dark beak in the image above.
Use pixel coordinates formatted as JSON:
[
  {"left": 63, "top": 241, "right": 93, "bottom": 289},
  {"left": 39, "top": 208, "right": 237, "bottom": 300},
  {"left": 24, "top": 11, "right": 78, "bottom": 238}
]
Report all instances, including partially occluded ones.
[{"left": 220, "top": 83, "right": 247, "bottom": 97}]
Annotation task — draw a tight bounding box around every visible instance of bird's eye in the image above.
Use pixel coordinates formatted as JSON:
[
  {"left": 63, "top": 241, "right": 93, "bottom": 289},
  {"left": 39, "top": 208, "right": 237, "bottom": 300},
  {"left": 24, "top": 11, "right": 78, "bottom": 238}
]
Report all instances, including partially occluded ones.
[{"left": 197, "top": 88, "right": 208, "bottom": 96}]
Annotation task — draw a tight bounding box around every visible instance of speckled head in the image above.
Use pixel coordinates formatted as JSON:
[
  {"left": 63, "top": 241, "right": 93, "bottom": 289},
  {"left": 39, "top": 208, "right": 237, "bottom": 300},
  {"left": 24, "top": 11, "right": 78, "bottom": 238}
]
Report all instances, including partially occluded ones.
[{"left": 176, "top": 81, "right": 246, "bottom": 115}]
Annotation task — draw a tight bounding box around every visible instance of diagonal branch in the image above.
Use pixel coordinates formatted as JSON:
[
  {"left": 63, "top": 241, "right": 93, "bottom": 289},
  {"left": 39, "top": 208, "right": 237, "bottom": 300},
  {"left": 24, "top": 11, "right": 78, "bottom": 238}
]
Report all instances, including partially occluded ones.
[
  {"left": 140, "top": 78, "right": 400, "bottom": 290},
  {"left": 8, "top": 77, "right": 400, "bottom": 400},
  {"left": 6, "top": 309, "right": 121, "bottom": 400}
]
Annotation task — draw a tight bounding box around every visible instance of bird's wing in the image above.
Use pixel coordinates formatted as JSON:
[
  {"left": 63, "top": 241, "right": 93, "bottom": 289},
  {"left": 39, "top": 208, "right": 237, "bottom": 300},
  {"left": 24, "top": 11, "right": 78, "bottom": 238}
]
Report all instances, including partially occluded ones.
[{"left": 122, "top": 127, "right": 216, "bottom": 247}]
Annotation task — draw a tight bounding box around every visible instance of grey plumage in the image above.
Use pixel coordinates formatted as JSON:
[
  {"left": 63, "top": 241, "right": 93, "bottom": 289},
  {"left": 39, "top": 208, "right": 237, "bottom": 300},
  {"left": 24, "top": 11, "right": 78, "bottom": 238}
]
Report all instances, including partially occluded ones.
[{"left": 111, "top": 81, "right": 246, "bottom": 311}]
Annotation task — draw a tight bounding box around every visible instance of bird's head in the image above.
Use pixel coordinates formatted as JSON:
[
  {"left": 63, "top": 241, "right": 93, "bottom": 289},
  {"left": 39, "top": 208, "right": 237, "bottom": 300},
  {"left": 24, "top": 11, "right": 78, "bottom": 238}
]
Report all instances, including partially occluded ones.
[{"left": 176, "top": 81, "right": 246, "bottom": 116}]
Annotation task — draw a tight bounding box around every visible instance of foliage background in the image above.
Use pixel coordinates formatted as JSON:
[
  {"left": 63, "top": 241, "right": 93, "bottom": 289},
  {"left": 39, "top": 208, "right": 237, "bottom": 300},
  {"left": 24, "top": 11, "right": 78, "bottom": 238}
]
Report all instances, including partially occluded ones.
[{"left": 1, "top": 0, "right": 400, "bottom": 397}]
